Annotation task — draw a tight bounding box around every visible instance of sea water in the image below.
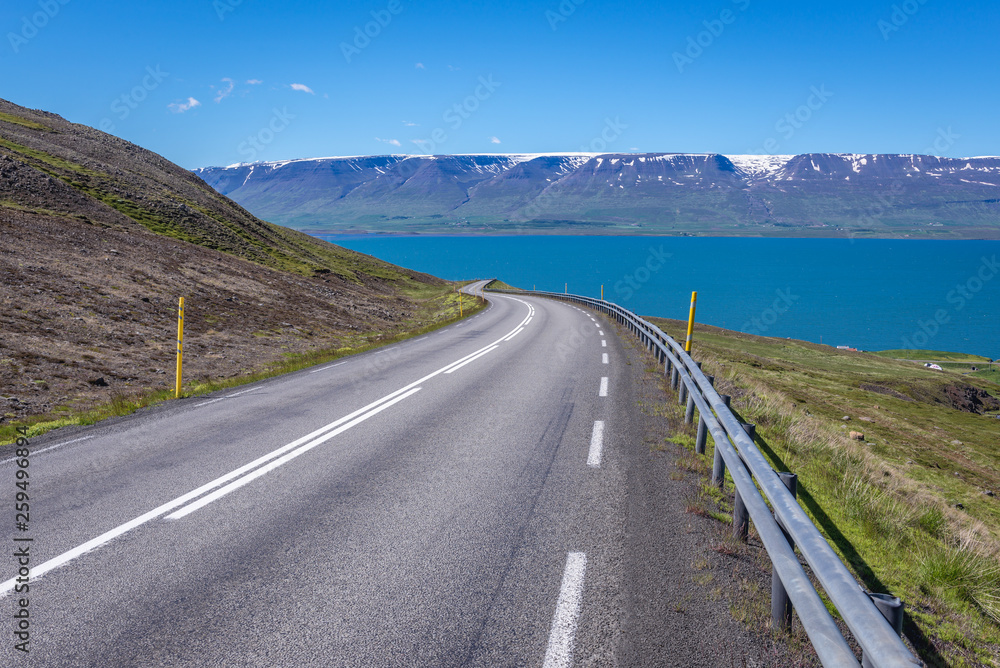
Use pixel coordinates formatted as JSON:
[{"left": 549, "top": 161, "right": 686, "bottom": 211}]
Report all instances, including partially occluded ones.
[{"left": 316, "top": 235, "right": 999, "bottom": 357}]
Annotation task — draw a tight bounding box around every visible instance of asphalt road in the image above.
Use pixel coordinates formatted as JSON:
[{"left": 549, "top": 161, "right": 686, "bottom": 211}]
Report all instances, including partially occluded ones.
[{"left": 2, "top": 280, "right": 644, "bottom": 667}]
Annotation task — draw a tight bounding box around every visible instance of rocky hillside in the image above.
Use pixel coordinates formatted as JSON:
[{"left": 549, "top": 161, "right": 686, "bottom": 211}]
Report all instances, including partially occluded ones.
[
  {"left": 194, "top": 153, "right": 1000, "bottom": 237},
  {"left": 0, "top": 98, "right": 451, "bottom": 425}
]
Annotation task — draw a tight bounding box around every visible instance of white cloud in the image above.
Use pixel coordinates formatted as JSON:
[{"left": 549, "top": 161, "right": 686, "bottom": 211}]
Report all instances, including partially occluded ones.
[
  {"left": 290, "top": 83, "right": 315, "bottom": 94},
  {"left": 490, "top": 136, "right": 501, "bottom": 144},
  {"left": 402, "top": 121, "right": 419, "bottom": 127},
  {"left": 415, "top": 62, "right": 425, "bottom": 69},
  {"left": 214, "top": 77, "right": 235, "bottom": 103},
  {"left": 246, "top": 79, "right": 263, "bottom": 85},
  {"left": 168, "top": 97, "right": 201, "bottom": 114},
  {"left": 447, "top": 64, "right": 460, "bottom": 71},
  {"left": 376, "top": 137, "right": 402, "bottom": 147}
]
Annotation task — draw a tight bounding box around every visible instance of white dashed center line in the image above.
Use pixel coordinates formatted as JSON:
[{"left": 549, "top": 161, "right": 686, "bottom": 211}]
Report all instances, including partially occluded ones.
[
  {"left": 587, "top": 421, "right": 605, "bottom": 468},
  {"left": 543, "top": 552, "right": 588, "bottom": 668}
]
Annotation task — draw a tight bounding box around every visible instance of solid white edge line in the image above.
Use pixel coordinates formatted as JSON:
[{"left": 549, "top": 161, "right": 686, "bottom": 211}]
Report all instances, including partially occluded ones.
[
  {"left": 195, "top": 386, "right": 263, "bottom": 407},
  {"left": 599, "top": 377, "right": 608, "bottom": 397},
  {"left": 444, "top": 346, "right": 499, "bottom": 374},
  {"left": 542, "top": 552, "right": 588, "bottom": 668},
  {"left": 602, "top": 353, "right": 609, "bottom": 364},
  {"left": 0, "top": 435, "right": 96, "bottom": 465},
  {"left": 308, "top": 360, "right": 348, "bottom": 374},
  {"left": 167, "top": 387, "right": 422, "bottom": 520},
  {"left": 587, "top": 421, "right": 605, "bottom": 468}
]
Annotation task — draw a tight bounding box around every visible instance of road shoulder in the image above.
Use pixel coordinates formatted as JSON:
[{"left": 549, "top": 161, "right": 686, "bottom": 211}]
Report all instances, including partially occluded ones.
[{"left": 614, "top": 317, "right": 820, "bottom": 667}]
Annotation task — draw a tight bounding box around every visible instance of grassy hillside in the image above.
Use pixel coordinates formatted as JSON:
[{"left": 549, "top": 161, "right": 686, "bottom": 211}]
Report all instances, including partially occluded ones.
[
  {"left": 649, "top": 319, "right": 1000, "bottom": 666},
  {"left": 0, "top": 98, "right": 435, "bottom": 284},
  {"left": 0, "top": 97, "right": 479, "bottom": 439}
]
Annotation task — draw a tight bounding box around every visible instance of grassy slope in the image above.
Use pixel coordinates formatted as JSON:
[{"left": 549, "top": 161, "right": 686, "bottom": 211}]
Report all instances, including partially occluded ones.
[
  {"left": 0, "top": 99, "right": 434, "bottom": 288},
  {"left": 649, "top": 318, "right": 1000, "bottom": 667}
]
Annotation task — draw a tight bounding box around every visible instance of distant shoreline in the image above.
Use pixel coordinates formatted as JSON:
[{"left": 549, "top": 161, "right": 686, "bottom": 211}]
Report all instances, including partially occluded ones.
[{"left": 306, "top": 228, "right": 1000, "bottom": 240}]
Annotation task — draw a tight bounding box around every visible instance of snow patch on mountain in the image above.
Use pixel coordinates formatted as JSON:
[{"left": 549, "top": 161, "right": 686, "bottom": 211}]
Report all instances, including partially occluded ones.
[{"left": 726, "top": 155, "right": 793, "bottom": 179}]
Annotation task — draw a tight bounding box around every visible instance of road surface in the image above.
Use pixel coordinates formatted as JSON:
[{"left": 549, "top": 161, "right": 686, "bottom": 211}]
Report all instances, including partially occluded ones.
[{"left": 3, "top": 280, "right": 646, "bottom": 667}]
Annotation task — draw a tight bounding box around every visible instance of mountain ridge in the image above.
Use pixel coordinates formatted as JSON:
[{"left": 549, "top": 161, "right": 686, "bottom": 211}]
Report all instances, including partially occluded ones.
[{"left": 194, "top": 152, "right": 1000, "bottom": 238}]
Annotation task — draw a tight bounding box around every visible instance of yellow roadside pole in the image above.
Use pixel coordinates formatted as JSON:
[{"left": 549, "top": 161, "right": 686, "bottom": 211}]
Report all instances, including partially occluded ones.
[
  {"left": 175, "top": 297, "right": 185, "bottom": 398},
  {"left": 564, "top": 282, "right": 567, "bottom": 294},
  {"left": 685, "top": 291, "right": 697, "bottom": 353},
  {"left": 601, "top": 284, "right": 604, "bottom": 300},
  {"left": 459, "top": 290, "right": 463, "bottom": 317}
]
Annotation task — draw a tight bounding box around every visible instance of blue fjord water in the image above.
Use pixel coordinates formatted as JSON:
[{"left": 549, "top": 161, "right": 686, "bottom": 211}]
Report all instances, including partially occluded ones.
[{"left": 317, "top": 236, "right": 999, "bottom": 357}]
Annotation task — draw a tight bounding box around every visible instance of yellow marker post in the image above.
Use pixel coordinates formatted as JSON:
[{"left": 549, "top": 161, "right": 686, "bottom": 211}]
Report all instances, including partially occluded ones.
[
  {"left": 565, "top": 282, "right": 567, "bottom": 294},
  {"left": 684, "top": 291, "right": 697, "bottom": 353},
  {"left": 601, "top": 284, "right": 604, "bottom": 301},
  {"left": 175, "top": 297, "right": 185, "bottom": 398},
  {"left": 459, "top": 291, "right": 463, "bottom": 317}
]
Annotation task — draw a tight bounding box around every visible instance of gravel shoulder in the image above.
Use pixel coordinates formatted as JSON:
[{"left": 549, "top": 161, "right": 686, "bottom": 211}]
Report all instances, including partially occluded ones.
[{"left": 615, "top": 317, "right": 820, "bottom": 667}]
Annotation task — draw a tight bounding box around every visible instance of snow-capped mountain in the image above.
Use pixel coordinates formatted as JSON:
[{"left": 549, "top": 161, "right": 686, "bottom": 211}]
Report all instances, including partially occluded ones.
[{"left": 192, "top": 153, "right": 1000, "bottom": 236}]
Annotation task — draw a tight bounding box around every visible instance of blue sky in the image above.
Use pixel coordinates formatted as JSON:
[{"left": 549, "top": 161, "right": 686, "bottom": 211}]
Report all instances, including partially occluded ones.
[{"left": 2, "top": 0, "right": 997, "bottom": 169}]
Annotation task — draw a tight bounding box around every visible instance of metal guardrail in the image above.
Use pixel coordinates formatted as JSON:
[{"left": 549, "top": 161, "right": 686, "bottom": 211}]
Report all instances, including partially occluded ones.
[{"left": 486, "top": 283, "right": 921, "bottom": 668}]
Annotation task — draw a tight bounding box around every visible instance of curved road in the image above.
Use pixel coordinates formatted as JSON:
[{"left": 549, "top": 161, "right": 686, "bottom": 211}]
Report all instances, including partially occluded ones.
[{"left": 2, "top": 281, "right": 641, "bottom": 666}]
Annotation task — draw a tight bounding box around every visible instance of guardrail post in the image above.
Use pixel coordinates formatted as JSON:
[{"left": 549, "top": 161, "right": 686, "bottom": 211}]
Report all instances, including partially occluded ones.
[
  {"left": 733, "top": 489, "right": 749, "bottom": 541},
  {"left": 684, "top": 362, "right": 700, "bottom": 423},
  {"left": 712, "top": 394, "right": 731, "bottom": 488},
  {"left": 862, "top": 594, "right": 905, "bottom": 668},
  {"left": 670, "top": 366, "right": 679, "bottom": 391},
  {"left": 695, "top": 375, "right": 714, "bottom": 455},
  {"left": 678, "top": 379, "right": 687, "bottom": 405},
  {"left": 771, "top": 471, "right": 798, "bottom": 631},
  {"left": 733, "top": 422, "right": 754, "bottom": 541}
]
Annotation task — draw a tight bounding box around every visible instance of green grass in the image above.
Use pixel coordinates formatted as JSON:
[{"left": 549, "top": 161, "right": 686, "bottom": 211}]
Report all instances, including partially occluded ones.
[
  {"left": 0, "top": 110, "right": 53, "bottom": 132},
  {"left": 646, "top": 318, "right": 1000, "bottom": 665},
  {"left": 874, "top": 349, "right": 993, "bottom": 363},
  {"left": 970, "top": 369, "right": 1000, "bottom": 385},
  {"left": 485, "top": 279, "right": 520, "bottom": 291}
]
